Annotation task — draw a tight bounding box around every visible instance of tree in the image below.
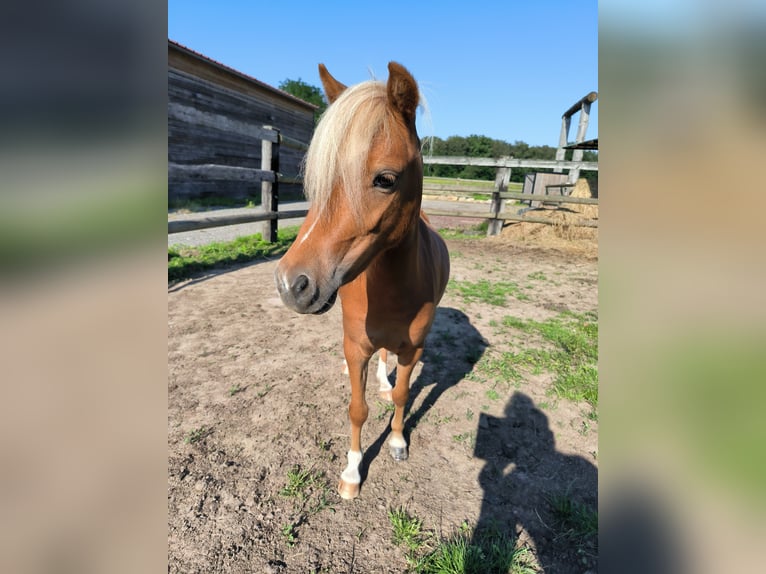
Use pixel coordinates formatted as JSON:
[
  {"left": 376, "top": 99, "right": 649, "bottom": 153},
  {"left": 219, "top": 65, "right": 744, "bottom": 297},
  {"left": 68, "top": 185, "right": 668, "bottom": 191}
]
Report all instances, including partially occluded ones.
[{"left": 278, "top": 78, "right": 327, "bottom": 124}]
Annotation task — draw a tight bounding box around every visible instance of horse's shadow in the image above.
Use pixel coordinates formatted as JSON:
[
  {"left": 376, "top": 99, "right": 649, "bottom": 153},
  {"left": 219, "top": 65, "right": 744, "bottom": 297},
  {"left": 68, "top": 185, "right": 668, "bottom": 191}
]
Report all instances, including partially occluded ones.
[{"left": 360, "top": 306, "right": 488, "bottom": 481}]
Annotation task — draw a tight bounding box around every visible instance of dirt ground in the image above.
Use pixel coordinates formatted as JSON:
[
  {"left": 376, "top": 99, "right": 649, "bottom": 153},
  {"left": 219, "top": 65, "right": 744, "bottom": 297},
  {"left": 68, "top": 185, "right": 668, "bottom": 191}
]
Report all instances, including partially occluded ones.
[{"left": 168, "top": 228, "right": 598, "bottom": 573}]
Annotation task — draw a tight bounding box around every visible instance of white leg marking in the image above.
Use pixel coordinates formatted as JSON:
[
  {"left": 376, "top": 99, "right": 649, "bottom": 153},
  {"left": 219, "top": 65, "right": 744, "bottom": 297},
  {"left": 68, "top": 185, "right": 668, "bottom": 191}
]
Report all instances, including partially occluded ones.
[
  {"left": 389, "top": 434, "right": 407, "bottom": 448},
  {"left": 340, "top": 450, "right": 363, "bottom": 484},
  {"left": 376, "top": 354, "right": 392, "bottom": 392},
  {"left": 342, "top": 359, "right": 349, "bottom": 376},
  {"left": 298, "top": 218, "right": 319, "bottom": 245}
]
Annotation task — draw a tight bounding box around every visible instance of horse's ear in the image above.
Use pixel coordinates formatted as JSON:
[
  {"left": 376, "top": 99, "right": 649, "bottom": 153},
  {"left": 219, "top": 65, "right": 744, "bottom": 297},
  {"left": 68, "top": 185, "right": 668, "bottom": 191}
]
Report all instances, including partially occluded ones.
[
  {"left": 386, "top": 62, "right": 419, "bottom": 126},
  {"left": 318, "top": 64, "right": 347, "bottom": 104}
]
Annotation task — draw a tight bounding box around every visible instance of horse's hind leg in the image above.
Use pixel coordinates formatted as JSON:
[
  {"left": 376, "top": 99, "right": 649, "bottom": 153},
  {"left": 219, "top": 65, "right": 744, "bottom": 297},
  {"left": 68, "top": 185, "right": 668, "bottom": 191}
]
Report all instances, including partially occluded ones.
[
  {"left": 388, "top": 346, "right": 423, "bottom": 461},
  {"left": 377, "top": 349, "right": 393, "bottom": 401},
  {"left": 338, "top": 336, "right": 372, "bottom": 500}
]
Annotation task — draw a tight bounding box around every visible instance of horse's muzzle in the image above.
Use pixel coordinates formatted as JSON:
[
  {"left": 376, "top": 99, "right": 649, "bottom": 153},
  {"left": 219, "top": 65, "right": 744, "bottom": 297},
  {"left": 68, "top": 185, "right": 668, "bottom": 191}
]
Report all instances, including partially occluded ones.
[{"left": 275, "top": 268, "right": 338, "bottom": 315}]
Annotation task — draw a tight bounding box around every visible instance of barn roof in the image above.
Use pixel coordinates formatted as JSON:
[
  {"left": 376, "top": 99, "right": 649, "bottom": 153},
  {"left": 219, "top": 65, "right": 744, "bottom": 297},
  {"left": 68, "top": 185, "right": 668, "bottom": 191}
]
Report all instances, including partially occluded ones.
[{"left": 168, "top": 39, "right": 319, "bottom": 111}]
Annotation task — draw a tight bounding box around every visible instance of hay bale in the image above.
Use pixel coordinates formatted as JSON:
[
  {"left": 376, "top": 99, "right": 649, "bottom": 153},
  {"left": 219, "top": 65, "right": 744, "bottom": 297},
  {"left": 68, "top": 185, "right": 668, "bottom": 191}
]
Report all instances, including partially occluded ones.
[{"left": 498, "top": 177, "right": 598, "bottom": 253}]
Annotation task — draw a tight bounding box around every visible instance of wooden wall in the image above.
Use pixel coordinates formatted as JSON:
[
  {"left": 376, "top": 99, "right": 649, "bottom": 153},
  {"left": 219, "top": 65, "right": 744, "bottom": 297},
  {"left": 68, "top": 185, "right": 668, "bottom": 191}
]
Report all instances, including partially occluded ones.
[{"left": 168, "top": 42, "right": 315, "bottom": 201}]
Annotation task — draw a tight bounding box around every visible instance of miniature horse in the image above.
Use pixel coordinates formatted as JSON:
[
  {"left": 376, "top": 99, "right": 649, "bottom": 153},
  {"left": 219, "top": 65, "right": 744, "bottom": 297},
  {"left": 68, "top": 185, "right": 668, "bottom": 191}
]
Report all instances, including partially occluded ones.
[{"left": 275, "top": 62, "right": 450, "bottom": 499}]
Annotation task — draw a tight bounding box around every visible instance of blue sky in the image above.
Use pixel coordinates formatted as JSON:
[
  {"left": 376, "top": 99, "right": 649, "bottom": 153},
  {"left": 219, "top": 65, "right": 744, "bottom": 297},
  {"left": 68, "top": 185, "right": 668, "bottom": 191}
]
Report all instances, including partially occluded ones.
[{"left": 168, "top": 1, "right": 598, "bottom": 147}]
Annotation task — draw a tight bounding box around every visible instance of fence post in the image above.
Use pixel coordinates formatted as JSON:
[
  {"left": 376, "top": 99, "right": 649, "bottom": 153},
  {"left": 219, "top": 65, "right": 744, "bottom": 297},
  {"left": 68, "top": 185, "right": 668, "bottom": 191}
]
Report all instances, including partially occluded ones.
[
  {"left": 260, "top": 126, "right": 280, "bottom": 243},
  {"left": 488, "top": 159, "right": 511, "bottom": 236}
]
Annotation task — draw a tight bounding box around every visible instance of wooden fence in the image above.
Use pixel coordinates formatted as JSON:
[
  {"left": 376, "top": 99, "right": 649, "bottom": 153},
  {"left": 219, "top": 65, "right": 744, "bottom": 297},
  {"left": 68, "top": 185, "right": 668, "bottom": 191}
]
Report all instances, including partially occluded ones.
[
  {"left": 168, "top": 121, "right": 310, "bottom": 243},
  {"left": 168, "top": 151, "right": 598, "bottom": 241},
  {"left": 421, "top": 155, "right": 598, "bottom": 235}
]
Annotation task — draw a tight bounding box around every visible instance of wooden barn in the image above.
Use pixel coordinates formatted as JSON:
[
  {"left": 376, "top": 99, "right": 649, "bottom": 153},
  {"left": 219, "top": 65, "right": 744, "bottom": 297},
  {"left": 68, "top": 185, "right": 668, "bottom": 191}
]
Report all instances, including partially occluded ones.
[{"left": 168, "top": 39, "right": 317, "bottom": 202}]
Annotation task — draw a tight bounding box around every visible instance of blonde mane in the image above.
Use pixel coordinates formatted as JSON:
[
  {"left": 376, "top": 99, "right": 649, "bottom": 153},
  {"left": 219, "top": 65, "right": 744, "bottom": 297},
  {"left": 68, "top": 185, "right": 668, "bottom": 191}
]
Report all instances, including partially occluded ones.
[{"left": 303, "top": 80, "right": 395, "bottom": 221}]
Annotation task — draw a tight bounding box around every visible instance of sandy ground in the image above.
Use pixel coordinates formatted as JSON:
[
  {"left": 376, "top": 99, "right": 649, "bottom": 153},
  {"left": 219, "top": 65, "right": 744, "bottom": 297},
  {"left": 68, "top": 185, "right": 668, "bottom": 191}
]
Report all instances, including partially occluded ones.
[{"left": 168, "top": 232, "right": 598, "bottom": 573}]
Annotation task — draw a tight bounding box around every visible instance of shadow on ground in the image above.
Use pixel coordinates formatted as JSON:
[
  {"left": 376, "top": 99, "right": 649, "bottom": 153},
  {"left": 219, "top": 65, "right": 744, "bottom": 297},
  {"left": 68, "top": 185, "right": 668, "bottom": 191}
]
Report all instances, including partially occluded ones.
[{"left": 473, "top": 392, "right": 598, "bottom": 573}]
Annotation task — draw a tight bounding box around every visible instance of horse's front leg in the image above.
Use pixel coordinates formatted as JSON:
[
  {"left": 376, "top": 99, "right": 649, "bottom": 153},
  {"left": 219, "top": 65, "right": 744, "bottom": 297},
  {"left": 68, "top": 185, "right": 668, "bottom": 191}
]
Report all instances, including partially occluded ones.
[
  {"left": 389, "top": 346, "right": 423, "bottom": 461},
  {"left": 338, "top": 336, "right": 372, "bottom": 500}
]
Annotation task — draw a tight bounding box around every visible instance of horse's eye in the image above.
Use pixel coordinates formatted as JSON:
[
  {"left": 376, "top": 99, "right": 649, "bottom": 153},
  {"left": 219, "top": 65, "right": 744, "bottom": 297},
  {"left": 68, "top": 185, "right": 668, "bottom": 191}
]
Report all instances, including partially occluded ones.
[{"left": 373, "top": 172, "right": 398, "bottom": 191}]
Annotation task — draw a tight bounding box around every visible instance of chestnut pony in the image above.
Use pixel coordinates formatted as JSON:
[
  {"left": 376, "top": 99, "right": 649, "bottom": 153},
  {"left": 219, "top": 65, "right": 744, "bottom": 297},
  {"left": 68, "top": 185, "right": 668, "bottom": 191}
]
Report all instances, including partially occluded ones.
[{"left": 275, "top": 62, "right": 450, "bottom": 499}]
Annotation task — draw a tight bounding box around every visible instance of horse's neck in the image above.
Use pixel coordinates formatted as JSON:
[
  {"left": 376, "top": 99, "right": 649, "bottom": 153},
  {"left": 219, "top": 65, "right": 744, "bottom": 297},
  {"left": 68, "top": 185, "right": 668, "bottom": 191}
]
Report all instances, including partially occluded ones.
[{"left": 368, "top": 215, "right": 425, "bottom": 284}]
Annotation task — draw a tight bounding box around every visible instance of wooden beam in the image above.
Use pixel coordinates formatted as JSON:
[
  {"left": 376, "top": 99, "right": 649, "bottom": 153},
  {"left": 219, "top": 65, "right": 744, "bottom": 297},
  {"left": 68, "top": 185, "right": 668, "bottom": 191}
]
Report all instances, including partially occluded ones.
[
  {"left": 423, "top": 209, "right": 598, "bottom": 228},
  {"left": 168, "top": 163, "right": 275, "bottom": 182},
  {"left": 168, "top": 102, "right": 279, "bottom": 142},
  {"left": 279, "top": 134, "right": 310, "bottom": 151},
  {"left": 423, "top": 184, "right": 493, "bottom": 194},
  {"left": 168, "top": 209, "right": 310, "bottom": 234},
  {"left": 260, "top": 127, "right": 278, "bottom": 242},
  {"left": 562, "top": 92, "right": 598, "bottom": 119},
  {"left": 499, "top": 191, "right": 598, "bottom": 205},
  {"left": 169, "top": 211, "right": 276, "bottom": 234},
  {"left": 422, "top": 156, "right": 598, "bottom": 171}
]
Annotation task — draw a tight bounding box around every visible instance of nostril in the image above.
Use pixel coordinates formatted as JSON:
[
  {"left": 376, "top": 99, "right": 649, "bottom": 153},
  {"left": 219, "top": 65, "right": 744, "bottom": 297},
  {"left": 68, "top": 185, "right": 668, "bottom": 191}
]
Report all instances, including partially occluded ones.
[{"left": 292, "top": 274, "right": 309, "bottom": 294}]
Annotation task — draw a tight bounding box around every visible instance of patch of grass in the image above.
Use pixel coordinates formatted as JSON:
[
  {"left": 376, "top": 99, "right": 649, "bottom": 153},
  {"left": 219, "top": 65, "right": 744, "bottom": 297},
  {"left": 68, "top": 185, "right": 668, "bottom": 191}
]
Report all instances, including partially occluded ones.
[
  {"left": 452, "top": 431, "right": 476, "bottom": 448},
  {"left": 475, "top": 353, "right": 524, "bottom": 384},
  {"left": 423, "top": 176, "right": 496, "bottom": 189},
  {"left": 389, "top": 507, "right": 429, "bottom": 552},
  {"left": 376, "top": 400, "right": 396, "bottom": 421},
  {"left": 428, "top": 412, "right": 456, "bottom": 425},
  {"left": 437, "top": 220, "right": 489, "bottom": 240},
  {"left": 547, "top": 494, "right": 598, "bottom": 542},
  {"left": 184, "top": 426, "right": 212, "bottom": 444},
  {"left": 228, "top": 384, "right": 244, "bottom": 396},
  {"left": 168, "top": 226, "right": 299, "bottom": 282},
  {"left": 485, "top": 389, "right": 501, "bottom": 401},
  {"left": 280, "top": 466, "right": 317, "bottom": 499},
  {"left": 410, "top": 524, "right": 538, "bottom": 574},
  {"left": 499, "top": 312, "right": 598, "bottom": 409},
  {"left": 526, "top": 271, "right": 547, "bottom": 281},
  {"left": 448, "top": 279, "right": 527, "bottom": 306},
  {"left": 279, "top": 465, "right": 335, "bottom": 519},
  {"left": 168, "top": 195, "right": 259, "bottom": 212},
  {"left": 281, "top": 522, "right": 297, "bottom": 547}
]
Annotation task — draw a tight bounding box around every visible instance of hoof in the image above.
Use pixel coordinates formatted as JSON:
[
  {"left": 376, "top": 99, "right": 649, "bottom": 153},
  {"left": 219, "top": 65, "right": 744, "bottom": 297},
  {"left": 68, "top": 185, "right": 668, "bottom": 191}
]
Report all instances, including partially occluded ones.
[
  {"left": 379, "top": 389, "right": 393, "bottom": 401},
  {"left": 338, "top": 479, "right": 360, "bottom": 500},
  {"left": 389, "top": 445, "right": 408, "bottom": 462}
]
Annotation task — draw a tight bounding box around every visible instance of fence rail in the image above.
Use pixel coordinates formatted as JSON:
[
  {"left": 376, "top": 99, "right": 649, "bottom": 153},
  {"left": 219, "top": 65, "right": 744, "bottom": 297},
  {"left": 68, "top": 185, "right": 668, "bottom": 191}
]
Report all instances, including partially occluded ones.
[
  {"left": 168, "top": 136, "right": 598, "bottom": 240},
  {"left": 423, "top": 156, "right": 598, "bottom": 171},
  {"left": 421, "top": 155, "right": 598, "bottom": 235},
  {"left": 169, "top": 114, "right": 311, "bottom": 241}
]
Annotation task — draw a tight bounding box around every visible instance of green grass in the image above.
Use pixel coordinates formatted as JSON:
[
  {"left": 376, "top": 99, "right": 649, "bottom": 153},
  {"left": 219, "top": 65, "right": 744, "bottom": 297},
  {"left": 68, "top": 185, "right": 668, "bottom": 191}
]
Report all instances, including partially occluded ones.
[
  {"left": 409, "top": 525, "right": 537, "bottom": 574},
  {"left": 547, "top": 494, "right": 598, "bottom": 543},
  {"left": 389, "top": 509, "right": 538, "bottom": 573},
  {"left": 184, "top": 426, "right": 212, "bottom": 444},
  {"left": 423, "top": 176, "right": 496, "bottom": 189},
  {"left": 437, "top": 221, "right": 489, "bottom": 240},
  {"left": 168, "top": 226, "right": 299, "bottom": 282},
  {"left": 281, "top": 522, "right": 297, "bottom": 547},
  {"left": 483, "top": 312, "right": 598, "bottom": 410},
  {"left": 280, "top": 465, "right": 320, "bottom": 499},
  {"left": 169, "top": 195, "right": 259, "bottom": 212},
  {"left": 376, "top": 400, "right": 396, "bottom": 420},
  {"left": 389, "top": 508, "right": 429, "bottom": 552},
  {"left": 279, "top": 465, "right": 335, "bottom": 517},
  {"left": 448, "top": 279, "right": 528, "bottom": 306}
]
